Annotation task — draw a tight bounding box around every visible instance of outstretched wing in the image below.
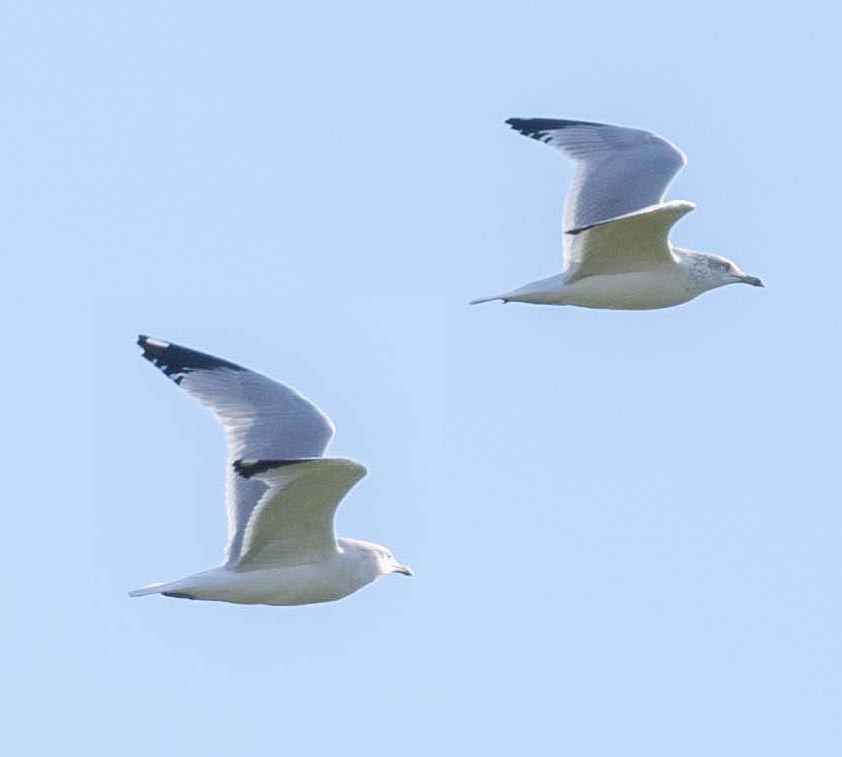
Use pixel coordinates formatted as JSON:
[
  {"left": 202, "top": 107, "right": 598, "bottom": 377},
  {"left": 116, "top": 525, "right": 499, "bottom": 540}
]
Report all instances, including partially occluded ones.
[
  {"left": 232, "top": 458, "right": 367, "bottom": 569},
  {"left": 137, "top": 336, "right": 335, "bottom": 564},
  {"left": 563, "top": 201, "right": 695, "bottom": 280},
  {"left": 506, "top": 118, "right": 687, "bottom": 233}
]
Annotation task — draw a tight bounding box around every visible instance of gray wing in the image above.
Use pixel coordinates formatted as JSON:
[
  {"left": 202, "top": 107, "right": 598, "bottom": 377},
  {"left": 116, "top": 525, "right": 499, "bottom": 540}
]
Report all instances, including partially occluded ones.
[
  {"left": 506, "top": 118, "right": 687, "bottom": 232},
  {"left": 137, "top": 336, "right": 335, "bottom": 564},
  {"left": 232, "top": 458, "right": 367, "bottom": 569}
]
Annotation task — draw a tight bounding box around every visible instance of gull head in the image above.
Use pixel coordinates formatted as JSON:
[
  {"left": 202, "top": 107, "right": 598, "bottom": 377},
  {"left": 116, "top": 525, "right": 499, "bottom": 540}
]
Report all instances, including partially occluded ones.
[
  {"left": 343, "top": 538, "right": 413, "bottom": 577},
  {"left": 693, "top": 251, "right": 764, "bottom": 290},
  {"left": 376, "top": 546, "right": 414, "bottom": 577}
]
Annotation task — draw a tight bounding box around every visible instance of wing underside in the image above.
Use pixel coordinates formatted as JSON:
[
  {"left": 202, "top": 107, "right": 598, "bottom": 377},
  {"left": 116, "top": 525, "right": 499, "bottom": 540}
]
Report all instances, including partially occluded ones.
[
  {"left": 233, "top": 457, "right": 367, "bottom": 569},
  {"left": 563, "top": 201, "right": 695, "bottom": 280},
  {"left": 137, "top": 336, "right": 336, "bottom": 564},
  {"left": 506, "top": 118, "right": 687, "bottom": 231}
]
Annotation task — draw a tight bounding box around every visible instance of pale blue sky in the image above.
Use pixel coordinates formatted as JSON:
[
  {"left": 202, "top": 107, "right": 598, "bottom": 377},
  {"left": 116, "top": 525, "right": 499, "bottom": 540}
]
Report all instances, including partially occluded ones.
[{"left": 3, "top": 1, "right": 841, "bottom": 754}]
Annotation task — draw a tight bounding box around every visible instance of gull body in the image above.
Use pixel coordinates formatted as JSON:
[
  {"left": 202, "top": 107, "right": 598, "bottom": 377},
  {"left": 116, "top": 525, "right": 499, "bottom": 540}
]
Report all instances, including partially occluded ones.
[
  {"left": 471, "top": 118, "right": 763, "bottom": 310},
  {"left": 129, "top": 336, "right": 412, "bottom": 607},
  {"left": 484, "top": 248, "right": 759, "bottom": 310},
  {"left": 134, "top": 538, "right": 399, "bottom": 606}
]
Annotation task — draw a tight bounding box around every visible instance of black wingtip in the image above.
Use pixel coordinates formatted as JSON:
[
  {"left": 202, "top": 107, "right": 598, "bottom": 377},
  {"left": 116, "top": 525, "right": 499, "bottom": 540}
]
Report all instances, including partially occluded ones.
[
  {"left": 233, "top": 458, "right": 317, "bottom": 479},
  {"left": 506, "top": 117, "right": 607, "bottom": 140},
  {"left": 232, "top": 459, "right": 257, "bottom": 478},
  {"left": 137, "top": 335, "right": 246, "bottom": 384}
]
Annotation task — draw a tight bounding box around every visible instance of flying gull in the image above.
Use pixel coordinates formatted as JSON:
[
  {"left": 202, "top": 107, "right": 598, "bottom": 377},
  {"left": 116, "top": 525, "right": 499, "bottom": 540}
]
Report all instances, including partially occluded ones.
[
  {"left": 470, "top": 118, "right": 763, "bottom": 309},
  {"left": 129, "top": 335, "right": 412, "bottom": 606}
]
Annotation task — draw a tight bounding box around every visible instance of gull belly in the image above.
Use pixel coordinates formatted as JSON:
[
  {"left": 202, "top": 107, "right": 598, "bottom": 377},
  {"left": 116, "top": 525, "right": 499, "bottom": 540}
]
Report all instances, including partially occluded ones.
[
  {"left": 156, "top": 554, "right": 376, "bottom": 606},
  {"left": 557, "top": 270, "right": 696, "bottom": 309},
  {"left": 504, "top": 269, "right": 696, "bottom": 310}
]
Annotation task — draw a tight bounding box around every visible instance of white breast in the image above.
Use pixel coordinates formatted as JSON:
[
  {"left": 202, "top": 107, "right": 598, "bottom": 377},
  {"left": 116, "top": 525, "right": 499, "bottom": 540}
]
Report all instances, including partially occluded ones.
[
  {"left": 555, "top": 270, "right": 698, "bottom": 310},
  {"left": 167, "top": 552, "right": 378, "bottom": 606}
]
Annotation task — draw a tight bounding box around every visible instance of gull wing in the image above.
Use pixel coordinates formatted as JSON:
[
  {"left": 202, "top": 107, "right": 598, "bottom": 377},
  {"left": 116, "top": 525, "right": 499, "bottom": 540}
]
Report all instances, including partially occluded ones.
[
  {"left": 232, "top": 458, "right": 367, "bottom": 569},
  {"left": 137, "top": 336, "right": 335, "bottom": 564},
  {"left": 506, "top": 118, "right": 687, "bottom": 234},
  {"left": 563, "top": 201, "right": 696, "bottom": 281}
]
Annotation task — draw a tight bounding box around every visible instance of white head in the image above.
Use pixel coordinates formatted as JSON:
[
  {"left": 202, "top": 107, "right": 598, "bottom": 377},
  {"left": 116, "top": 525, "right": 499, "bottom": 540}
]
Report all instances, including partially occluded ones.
[
  {"left": 341, "top": 537, "right": 414, "bottom": 578},
  {"left": 374, "top": 545, "right": 414, "bottom": 577},
  {"left": 682, "top": 249, "right": 764, "bottom": 292}
]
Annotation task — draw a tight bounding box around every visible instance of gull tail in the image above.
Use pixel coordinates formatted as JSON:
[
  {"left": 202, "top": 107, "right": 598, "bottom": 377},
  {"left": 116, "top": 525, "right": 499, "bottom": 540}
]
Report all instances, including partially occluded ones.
[
  {"left": 469, "top": 294, "right": 507, "bottom": 305},
  {"left": 129, "top": 580, "right": 182, "bottom": 598}
]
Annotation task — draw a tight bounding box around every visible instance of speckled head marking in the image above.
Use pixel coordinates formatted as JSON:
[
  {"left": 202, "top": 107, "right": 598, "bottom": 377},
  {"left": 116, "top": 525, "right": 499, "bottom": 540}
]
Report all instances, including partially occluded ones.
[{"left": 675, "top": 248, "right": 764, "bottom": 293}]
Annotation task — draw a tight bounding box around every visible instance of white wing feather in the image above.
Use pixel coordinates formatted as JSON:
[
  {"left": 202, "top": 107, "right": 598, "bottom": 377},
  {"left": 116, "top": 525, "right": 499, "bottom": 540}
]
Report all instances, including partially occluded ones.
[
  {"left": 233, "top": 458, "right": 367, "bottom": 569},
  {"left": 506, "top": 118, "right": 687, "bottom": 234},
  {"left": 564, "top": 201, "right": 696, "bottom": 280},
  {"left": 137, "top": 336, "right": 335, "bottom": 564}
]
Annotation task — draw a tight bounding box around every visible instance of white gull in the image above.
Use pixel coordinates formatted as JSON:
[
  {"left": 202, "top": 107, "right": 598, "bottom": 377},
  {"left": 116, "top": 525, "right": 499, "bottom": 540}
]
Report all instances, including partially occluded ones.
[
  {"left": 471, "top": 118, "right": 763, "bottom": 309},
  {"left": 129, "top": 335, "right": 412, "bottom": 606}
]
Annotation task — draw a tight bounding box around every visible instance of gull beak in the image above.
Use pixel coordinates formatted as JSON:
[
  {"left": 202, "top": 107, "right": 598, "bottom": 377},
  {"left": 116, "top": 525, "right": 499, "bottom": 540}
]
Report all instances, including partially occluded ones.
[
  {"left": 392, "top": 563, "right": 414, "bottom": 577},
  {"left": 740, "top": 274, "right": 764, "bottom": 287}
]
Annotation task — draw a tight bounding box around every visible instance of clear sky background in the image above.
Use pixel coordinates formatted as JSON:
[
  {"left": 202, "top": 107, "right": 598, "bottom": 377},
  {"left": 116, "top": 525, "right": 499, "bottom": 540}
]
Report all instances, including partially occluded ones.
[{"left": 3, "top": 1, "right": 841, "bottom": 754}]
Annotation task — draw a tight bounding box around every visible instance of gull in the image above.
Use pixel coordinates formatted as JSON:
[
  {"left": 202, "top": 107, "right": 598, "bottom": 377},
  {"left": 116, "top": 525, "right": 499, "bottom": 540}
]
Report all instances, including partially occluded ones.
[
  {"left": 129, "top": 335, "right": 412, "bottom": 606},
  {"left": 470, "top": 118, "right": 763, "bottom": 309}
]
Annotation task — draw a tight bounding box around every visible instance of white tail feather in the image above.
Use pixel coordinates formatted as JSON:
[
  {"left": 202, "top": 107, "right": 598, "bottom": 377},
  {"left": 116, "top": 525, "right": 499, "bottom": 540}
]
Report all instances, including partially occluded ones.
[
  {"left": 468, "top": 295, "right": 505, "bottom": 305},
  {"left": 128, "top": 582, "right": 170, "bottom": 598}
]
